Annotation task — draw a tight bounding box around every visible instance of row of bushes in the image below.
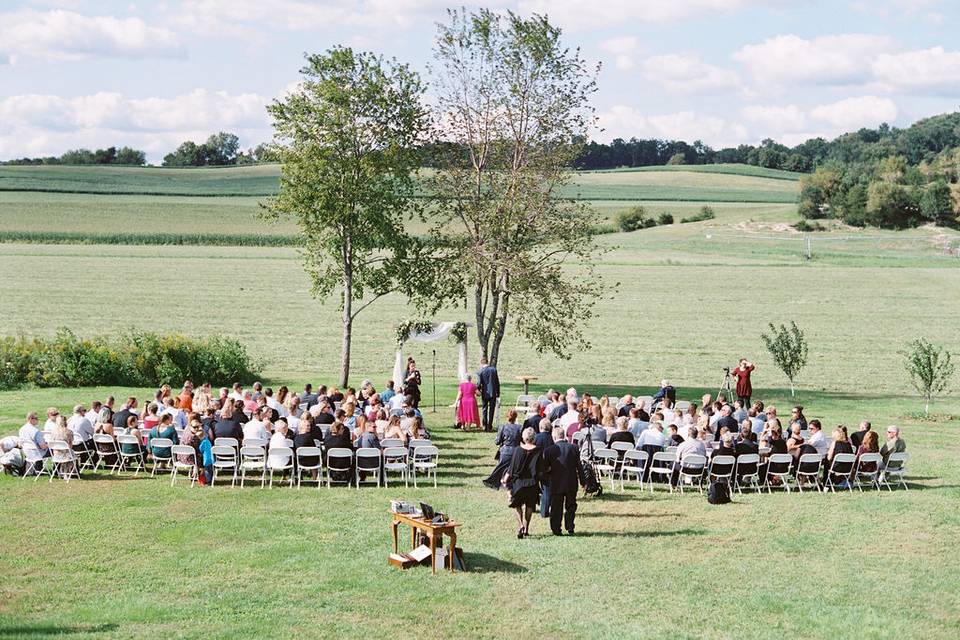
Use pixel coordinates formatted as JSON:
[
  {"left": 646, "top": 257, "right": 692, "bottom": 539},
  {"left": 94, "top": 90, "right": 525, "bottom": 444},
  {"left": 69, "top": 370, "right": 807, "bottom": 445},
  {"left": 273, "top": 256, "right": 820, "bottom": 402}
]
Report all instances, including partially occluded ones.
[
  {"left": 616, "top": 205, "right": 715, "bottom": 232},
  {"left": 0, "top": 329, "right": 260, "bottom": 390}
]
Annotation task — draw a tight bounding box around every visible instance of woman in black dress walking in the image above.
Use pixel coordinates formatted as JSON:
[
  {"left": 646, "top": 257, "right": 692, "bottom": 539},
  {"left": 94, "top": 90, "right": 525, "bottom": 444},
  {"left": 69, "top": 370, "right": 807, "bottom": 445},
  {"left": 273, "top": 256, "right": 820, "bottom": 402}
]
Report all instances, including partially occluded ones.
[
  {"left": 501, "top": 427, "right": 542, "bottom": 538},
  {"left": 403, "top": 358, "right": 422, "bottom": 409}
]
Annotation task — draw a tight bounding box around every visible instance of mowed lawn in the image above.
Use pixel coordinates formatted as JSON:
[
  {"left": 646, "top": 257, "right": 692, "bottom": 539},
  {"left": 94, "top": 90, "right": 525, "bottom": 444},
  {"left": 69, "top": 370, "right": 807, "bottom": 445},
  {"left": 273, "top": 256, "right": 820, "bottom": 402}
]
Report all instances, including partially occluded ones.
[{"left": 1, "top": 383, "right": 958, "bottom": 639}]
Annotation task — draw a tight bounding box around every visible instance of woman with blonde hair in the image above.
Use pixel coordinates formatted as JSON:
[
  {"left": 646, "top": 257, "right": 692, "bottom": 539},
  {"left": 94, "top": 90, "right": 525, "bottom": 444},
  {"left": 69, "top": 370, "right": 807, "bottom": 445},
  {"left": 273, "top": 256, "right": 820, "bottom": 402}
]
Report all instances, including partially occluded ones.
[
  {"left": 383, "top": 415, "right": 406, "bottom": 444},
  {"left": 193, "top": 384, "right": 213, "bottom": 414},
  {"left": 825, "top": 426, "right": 855, "bottom": 486}
]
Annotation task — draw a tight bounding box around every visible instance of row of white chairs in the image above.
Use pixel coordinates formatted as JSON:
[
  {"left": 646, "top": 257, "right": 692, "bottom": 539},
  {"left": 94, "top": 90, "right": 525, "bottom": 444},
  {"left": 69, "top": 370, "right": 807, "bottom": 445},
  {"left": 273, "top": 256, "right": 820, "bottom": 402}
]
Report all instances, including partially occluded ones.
[{"left": 586, "top": 447, "right": 909, "bottom": 495}]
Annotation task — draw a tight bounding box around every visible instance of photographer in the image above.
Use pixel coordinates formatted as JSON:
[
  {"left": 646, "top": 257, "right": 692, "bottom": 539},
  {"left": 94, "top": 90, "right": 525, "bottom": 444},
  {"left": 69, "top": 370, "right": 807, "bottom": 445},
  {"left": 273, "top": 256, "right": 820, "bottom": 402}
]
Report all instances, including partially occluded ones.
[{"left": 730, "top": 359, "right": 755, "bottom": 407}]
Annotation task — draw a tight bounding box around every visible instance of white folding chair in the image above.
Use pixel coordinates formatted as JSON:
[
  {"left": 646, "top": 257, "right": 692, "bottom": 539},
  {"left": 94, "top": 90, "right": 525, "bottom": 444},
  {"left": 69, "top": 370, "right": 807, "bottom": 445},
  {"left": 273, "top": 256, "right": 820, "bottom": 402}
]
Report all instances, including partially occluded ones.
[
  {"left": 572, "top": 431, "right": 586, "bottom": 445},
  {"left": 239, "top": 446, "right": 266, "bottom": 487},
  {"left": 211, "top": 445, "right": 237, "bottom": 487},
  {"left": 170, "top": 445, "right": 198, "bottom": 487},
  {"left": 664, "top": 445, "right": 678, "bottom": 456},
  {"left": 764, "top": 453, "right": 793, "bottom": 492},
  {"left": 648, "top": 451, "right": 675, "bottom": 493},
  {"left": 880, "top": 452, "right": 909, "bottom": 491},
  {"left": 852, "top": 453, "right": 883, "bottom": 491},
  {"left": 411, "top": 445, "right": 439, "bottom": 488},
  {"left": 74, "top": 438, "right": 96, "bottom": 472},
  {"left": 21, "top": 441, "right": 50, "bottom": 481},
  {"left": 824, "top": 453, "right": 856, "bottom": 492},
  {"left": 242, "top": 437, "right": 267, "bottom": 449},
  {"left": 610, "top": 441, "right": 634, "bottom": 457},
  {"left": 592, "top": 449, "right": 618, "bottom": 491},
  {"left": 149, "top": 438, "right": 174, "bottom": 476},
  {"left": 355, "top": 448, "right": 382, "bottom": 489},
  {"left": 326, "top": 448, "right": 353, "bottom": 488},
  {"left": 295, "top": 447, "right": 323, "bottom": 489},
  {"left": 516, "top": 394, "right": 535, "bottom": 408},
  {"left": 408, "top": 438, "right": 433, "bottom": 471},
  {"left": 675, "top": 400, "right": 691, "bottom": 412},
  {"left": 92, "top": 434, "right": 121, "bottom": 474},
  {"left": 733, "top": 454, "right": 761, "bottom": 493},
  {"left": 677, "top": 454, "right": 707, "bottom": 494},
  {"left": 380, "top": 438, "right": 404, "bottom": 449},
  {"left": 48, "top": 441, "right": 79, "bottom": 482},
  {"left": 383, "top": 447, "right": 409, "bottom": 488},
  {"left": 637, "top": 395, "right": 654, "bottom": 407},
  {"left": 620, "top": 450, "right": 648, "bottom": 490},
  {"left": 267, "top": 446, "right": 294, "bottom": 488},
  {"left": 214, "top": 437, "right": 239, "bottom": 455},
  {"left": 708, "top": 455, "right": 736, "bottom": 485},
  {"left": 795, "top": 453, "right": 823, "bottom": 492},
  {"left": 116, "top": 435, "right": 148, "bottom": 476}
]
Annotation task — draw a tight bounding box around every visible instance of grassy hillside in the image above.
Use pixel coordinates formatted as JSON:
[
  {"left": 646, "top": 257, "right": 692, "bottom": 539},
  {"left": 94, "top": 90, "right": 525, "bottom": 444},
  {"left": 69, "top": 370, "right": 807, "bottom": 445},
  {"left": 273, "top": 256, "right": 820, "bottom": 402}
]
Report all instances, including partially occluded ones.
[
  {"left": 585, "top": 163, "right": 803, "bottom": 181},
  {"left": 0, "top": 163, "right": 799, "bottom": 202}
]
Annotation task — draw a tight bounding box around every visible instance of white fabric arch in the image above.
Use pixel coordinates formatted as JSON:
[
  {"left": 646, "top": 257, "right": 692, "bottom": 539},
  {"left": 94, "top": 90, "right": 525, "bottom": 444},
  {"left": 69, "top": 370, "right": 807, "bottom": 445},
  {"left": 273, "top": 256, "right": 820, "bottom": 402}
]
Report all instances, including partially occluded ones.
[{"left": 393, "top": 322, "right": 469, "bottom": 385}]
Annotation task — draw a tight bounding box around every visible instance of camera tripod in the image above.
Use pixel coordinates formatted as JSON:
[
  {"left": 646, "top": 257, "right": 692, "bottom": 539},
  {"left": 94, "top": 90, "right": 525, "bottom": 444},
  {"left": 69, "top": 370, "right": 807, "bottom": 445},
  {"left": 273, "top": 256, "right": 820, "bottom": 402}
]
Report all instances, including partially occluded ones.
[{"left": 718, "top": 368, "right": 736, "bottom": 402}]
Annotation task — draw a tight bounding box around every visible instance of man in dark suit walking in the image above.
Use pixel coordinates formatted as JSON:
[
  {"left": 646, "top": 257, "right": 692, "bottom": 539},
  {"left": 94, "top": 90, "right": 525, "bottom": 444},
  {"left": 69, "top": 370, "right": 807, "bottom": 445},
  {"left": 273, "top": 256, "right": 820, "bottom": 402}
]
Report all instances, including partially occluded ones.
[
  {"left": 543, "top": 426, "right": 586, "bottom": 536},
  {"left": 478, "top": 358, "right": 500, "bottom": 432}
]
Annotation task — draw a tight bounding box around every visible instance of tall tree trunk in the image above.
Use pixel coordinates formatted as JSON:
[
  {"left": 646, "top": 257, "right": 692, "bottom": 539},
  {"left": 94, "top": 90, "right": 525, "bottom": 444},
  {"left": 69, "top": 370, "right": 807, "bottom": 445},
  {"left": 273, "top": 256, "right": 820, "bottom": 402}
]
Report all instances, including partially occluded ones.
[
  {"left": 340, "top": 267, "right": 352, "bottom": 388},
  {"left": 475, "top": 279, "right": 489, "bottom": 363}
]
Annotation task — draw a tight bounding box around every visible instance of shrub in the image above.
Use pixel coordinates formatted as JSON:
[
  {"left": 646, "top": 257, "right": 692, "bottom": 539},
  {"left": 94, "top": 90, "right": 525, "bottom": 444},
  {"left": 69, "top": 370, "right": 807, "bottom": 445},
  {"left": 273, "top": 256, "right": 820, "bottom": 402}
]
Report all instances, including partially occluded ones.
[
  {"left": 616, "top": 206, "right": 647, "bottom": 232},
  {"left": 642, "top": 218, "right": 657, "bottom": 229},
  {"left": 903, "top": 338, "right": 954, "bottom": 415},
  {"left": 656, "top": 213, "right": 674, "bottom": 225},
  {"left": 0, "top": 329, "right": 259, "bottom": 390},
  {"left": 680, "top": 205, "right": 715, "bottom": 223},
  {"left": 793, "top": 220, "right": 826, "bottom": 232}
]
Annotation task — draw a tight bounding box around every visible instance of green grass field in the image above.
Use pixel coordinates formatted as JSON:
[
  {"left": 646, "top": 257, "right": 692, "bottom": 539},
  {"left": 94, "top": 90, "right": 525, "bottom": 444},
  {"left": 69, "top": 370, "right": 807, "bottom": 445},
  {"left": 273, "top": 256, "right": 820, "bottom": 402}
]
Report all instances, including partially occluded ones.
[{"left": 1, "top": 163, "right": 959, "bottom": 639}]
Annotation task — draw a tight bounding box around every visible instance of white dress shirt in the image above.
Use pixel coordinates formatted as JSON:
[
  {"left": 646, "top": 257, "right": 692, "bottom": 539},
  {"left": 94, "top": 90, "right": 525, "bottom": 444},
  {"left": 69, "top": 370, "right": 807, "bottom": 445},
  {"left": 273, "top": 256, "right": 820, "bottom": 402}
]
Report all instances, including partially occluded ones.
[{"left": 67, "top": 413, "right": 94, "bottom": 443}]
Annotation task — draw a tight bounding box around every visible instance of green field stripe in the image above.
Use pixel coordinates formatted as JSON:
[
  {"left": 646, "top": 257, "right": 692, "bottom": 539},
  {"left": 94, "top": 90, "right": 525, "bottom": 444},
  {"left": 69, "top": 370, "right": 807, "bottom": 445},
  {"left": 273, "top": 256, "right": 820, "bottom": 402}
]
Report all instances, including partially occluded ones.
[{"left": 0, "top": 231, "right": 299, "bottom": 246}]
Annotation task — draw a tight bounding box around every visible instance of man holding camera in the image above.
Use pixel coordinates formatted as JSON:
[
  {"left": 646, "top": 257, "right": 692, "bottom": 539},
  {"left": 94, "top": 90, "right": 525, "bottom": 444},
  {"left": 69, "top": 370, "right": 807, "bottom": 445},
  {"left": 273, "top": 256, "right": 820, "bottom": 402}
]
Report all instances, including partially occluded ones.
[{"left": 731, "top": 359, "right": 755, "bottom": 407}]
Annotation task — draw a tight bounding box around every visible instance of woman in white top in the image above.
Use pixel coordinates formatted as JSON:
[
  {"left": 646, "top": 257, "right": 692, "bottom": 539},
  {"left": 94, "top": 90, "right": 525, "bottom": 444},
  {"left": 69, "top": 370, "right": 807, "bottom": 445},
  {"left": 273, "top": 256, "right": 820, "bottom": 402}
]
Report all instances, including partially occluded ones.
[{"left": 268, "top": 421, "right": 293, "bottom": 471}]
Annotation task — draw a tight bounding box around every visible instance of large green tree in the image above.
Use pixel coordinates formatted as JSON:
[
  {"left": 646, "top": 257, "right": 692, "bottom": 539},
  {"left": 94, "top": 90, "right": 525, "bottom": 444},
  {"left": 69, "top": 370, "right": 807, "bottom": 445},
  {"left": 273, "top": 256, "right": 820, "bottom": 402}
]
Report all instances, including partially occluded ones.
[
  {"left": 428, "top": 9, "right": 600, "bottom": 367},
  {"left": 264, "top": 47, "right": 430, "bottom": 386}
]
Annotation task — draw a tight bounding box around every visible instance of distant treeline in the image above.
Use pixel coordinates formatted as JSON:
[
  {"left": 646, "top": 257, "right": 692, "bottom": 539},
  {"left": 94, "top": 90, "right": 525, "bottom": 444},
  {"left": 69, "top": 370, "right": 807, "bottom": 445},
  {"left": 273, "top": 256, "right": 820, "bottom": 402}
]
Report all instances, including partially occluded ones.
[{"left": 3, "top": 146, "right": 146, "bottom": 166}]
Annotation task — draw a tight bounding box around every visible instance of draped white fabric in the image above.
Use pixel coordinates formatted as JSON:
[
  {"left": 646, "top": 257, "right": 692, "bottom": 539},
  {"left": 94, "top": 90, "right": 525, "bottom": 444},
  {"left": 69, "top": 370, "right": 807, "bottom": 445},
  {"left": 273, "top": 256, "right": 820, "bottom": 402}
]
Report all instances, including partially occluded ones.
[{"left": 393, "top": 322, "right": 469, "bottom": 384}]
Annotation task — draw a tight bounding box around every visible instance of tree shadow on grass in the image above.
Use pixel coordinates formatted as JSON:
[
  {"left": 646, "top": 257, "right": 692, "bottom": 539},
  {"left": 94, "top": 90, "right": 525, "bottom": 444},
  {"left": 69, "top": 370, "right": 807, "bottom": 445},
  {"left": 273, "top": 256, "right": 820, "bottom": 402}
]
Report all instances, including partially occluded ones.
[
  {"left": 570, "top": 528, "right": 706, "bottom": 539},
  {"left": 0, "top": 623, "right": 119, "bottom": 636},
  {"left": 465, "top": 552, "right": 528, "bottom": 574}
]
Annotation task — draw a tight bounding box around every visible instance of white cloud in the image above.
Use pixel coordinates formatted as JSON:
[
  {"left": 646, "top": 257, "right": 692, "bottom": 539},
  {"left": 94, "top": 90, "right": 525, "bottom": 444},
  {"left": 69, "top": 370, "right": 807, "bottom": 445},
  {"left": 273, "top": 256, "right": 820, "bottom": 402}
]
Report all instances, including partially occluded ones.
[
  {"left": 872, "top": 47, "right": 960, "bottom": 92},
  {"left": 0, "top": 89, "right": 274, "bottom": 161},
  {"left": 809, "top": 95, "right": 897, "bottom": 129},
  {"left": 599, "top": 36, "right": 639, "bottom": 70},
  {"left": 641, "top": 53, "right": 741, "bottom": 94},
  {"left": 597, "top": 106, "right": 748, "bottom": 147},
  {"left": 740, "top": 104, "right": 806, "bottom": 132},
  {"left": 517, "top": 0, "right": 749, "bottom": 30},
  {"left": 0, "top": 9, "right": 182, "bottom": 64},
  {"left": 733, "top": 33, "right": 894, "bottom": 86}
]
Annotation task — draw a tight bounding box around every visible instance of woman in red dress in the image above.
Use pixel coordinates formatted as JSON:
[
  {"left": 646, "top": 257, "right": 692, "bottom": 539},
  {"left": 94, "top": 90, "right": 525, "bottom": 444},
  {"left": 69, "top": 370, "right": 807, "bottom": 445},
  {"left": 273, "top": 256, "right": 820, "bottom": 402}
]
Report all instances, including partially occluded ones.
[
  {"left": 732, "top": 358, "right": 755, "bottom": 406},
  {"left": 455, "top": 374, "right": 481, "bottom": 430}
]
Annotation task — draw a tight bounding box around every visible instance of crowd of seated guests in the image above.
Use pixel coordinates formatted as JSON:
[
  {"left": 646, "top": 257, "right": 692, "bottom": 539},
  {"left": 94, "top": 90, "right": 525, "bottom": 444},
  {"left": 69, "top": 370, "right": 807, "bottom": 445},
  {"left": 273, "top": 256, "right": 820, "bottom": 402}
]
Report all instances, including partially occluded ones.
[
  {"left": 491, "top": 387, "right": 908, "bottom": 491},
  {"left": 2, "top": 378, "right": 433, "bottom": 485}
]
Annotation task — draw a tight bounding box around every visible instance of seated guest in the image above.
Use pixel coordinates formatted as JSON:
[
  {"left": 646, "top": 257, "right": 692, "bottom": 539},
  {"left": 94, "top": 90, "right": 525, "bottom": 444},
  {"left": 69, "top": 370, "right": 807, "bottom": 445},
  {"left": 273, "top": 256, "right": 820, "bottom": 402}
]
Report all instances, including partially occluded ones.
[
  {"left": 142, "top": 403, "right": 161, "bottom": 431},
  {"left": 50, "top": 415, "right": 73, "bottom": 447},
  {"left": 214, "top": 401, "right": 244, "bottom": 441},
  {"left": 600, "top": 408, "right": 616, "bottom": 440},
  {"left": 380, "top": 380, "right": 396, "bottom": 406},
  {"left": 355, "top": 420, "right": 381, "bottom": 449},
  {"left": 732, "top": 400, "right": 747, "bottom": 423},
  {"left": 824, "top": 426, "right": 855, "bottom": 485},
  {"left": 313, "top": 400, "right": 335, "bottom": 424},
  {"left": 242, "top": 407, "right": 271, "bottom": 442},
  {"left": 749, "top": 408, "right": 765, "bottom": 436},
  {"left": 268, "top": 422, "right": 293, "bottom": 474},
  {"left": 120, "top": 415, "right": 146, "bottom": 464},
  {"left": 786, "top": 423, "right": 805, "bottom": 460},
  {"left": 383, "top": 415, "right": 407, "bottom": 444},
  {"left": 148, "top": 414, "right": 178, "bottom": 467},
  {"left": 666, "top": 424, "right": 684, "bottom": 446},
  {"left": 608, "top": 416, "right": 636, "bottom": 450},
  {"left": 714, "top": 405, "right": 738, "bottom": 439},
  {"left": 522, "top": 403, "right": 543, "bottom": 433},
  {"left": 760, "top": 425, "right": 787, "bottom": 455},
  {"left": 94, "top": 416, "right": 115, "bottom": 438},
  {"left": 564, "top": 409, "right": 586, "bottom": 443},
  {"left": 671, "top": 426, "right": 706, "bottom": 487},
  {"left": 1, "top": 435, "right": 24, "bottom": 476},
  {"left": 855, "top": 430, "right": 880, "bottom": 473},
  {"left": 791, "top": 406, "right": 808, "bottom": 430},
  {"left": 293, "top": 420, "right": 320, "bottom": 481},
  {"left": 67, "top": 404, "right": 94, "bottom": 461},
  {"left": 715, "top": 432, "right": 736, "bottom": 458},
  {"left": 617, "top": 394, "right": 635, "bottom": 418},
  {"left": 850, "top": 420, "right": 872, "bottom": 449},
  {"left": 806, "top": 420, "right": 829, "bottom": 456},
  {"left": 178, "top": 420, "right": 202, "bottom": 471},
  {"left": 408, "top": 416, "right": 430, "bottom": 441},
  {"left": 323, "top": 421, "right": 354, "bottom": 484},
  {"left": 880, "top": 425, "right": 906, "bottom": 465},
  {"left": 112, "top": 397, "right": 139, "bottom": 431},
  {"left": 373, "top": 409, "right": 390, "bottom": 436},
  {"left": 735, "top": 424, "right": 759, "bottom": 456}
]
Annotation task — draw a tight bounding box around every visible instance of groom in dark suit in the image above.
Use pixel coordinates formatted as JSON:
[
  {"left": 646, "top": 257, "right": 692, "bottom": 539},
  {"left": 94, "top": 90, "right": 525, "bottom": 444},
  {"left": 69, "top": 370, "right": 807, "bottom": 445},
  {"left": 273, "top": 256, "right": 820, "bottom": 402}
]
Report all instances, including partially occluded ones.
[
  {"left": 478, "top": 358, "right": 500, "bottom": 432},
  {"left": 543, "top": 427, "right": 586, "bottom": 536}
]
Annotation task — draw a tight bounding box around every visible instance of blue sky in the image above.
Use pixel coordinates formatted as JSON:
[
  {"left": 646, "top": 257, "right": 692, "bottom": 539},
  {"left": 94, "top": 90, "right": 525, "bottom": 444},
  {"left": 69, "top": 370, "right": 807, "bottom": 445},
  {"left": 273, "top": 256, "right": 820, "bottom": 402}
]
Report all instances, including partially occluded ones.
[{"left": 1, "top": 0, "right": 958, "bottom": 162}]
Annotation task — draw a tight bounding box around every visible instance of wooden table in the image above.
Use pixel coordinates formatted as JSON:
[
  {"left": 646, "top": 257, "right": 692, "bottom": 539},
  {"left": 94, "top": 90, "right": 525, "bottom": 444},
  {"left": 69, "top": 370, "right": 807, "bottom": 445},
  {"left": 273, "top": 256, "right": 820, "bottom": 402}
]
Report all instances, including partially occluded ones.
[
  {"left": 515, "top": 375, "right": 539, "bottom": 396},
  {"left": 390, "top": 511, "right": 461, "bottom": 574}
]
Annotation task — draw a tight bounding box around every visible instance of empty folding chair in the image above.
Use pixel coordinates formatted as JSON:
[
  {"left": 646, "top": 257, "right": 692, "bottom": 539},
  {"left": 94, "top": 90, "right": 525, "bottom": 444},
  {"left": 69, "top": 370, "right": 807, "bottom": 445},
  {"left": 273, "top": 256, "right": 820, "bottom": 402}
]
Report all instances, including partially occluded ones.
[
  {"left": 48, "top": 441, "right": 79, "bottom": 483},
  {"left": 516, "top": 394, "right": 535, "bottom": 408},
  {"left": 648, "top": 451, "right": 676, "bottom": 493},
  {"left": 383, "top": 447, "right": 409, "bottom": 488},
  {"left": 795, "top": 453, "right": 823, "bottom": 492},
  {"left": 852, "top": 453, "right": 883, "bottom": 491},
  {"left": 411, "top": 445, "right": 439, "bottom": 489},
  {"left": 764, "top": 453, "right": 793, "bottom": 492},
  {"left": 239, "top": 446, "right": 266, "bottom": 487},
  {"left": 116, "top": 434, "right": 148, "bottom": 476},
  {"left": 620, "top": 450, "right": 648, "bottom": 491},
  {"left": 149, "top": 438, "right": 175, "bottom": 476},
  {"left": 267, "top": 446, "right": 294, "bottom": 488},
  {"left": 355, "top": 449, "right": 382, "bottom": 489},
  {"left": 592, "top": 449, "right": 619, "bottom": 491},
  {"left": 326, "top": 448, "right": 353, "bottom": 488},
  {"left": 733, "top": 453, "right": 761, "bottom": 493},
  {"left": 211, "top": 445, "right": 238, "bottom": 486},
  {"left": 708, "top": 455, "right": 736, "bottom": 486},
  {"left": 408, "top": 438, "right": 432, "bottom": 471},
  {"left": 676, "top": 454, "right": 707, "bottom": 494},
  {"left": 824, "top": 453, "right": 856, "bottom": 492},
  {"left": 295, "top": 446, "right": 323, "bottom": 489},
  {"left": 170, "top": 445, "right": 198, "bottom": 487},
  {"left": 92, "top": 434, "right": 121, "bottom": 474},
  {"left": 380, "top": 438, "right": 404, "bottom": 449},
  {"left": 214, "top": 437, "right": 239, "bottom": 455},
  {"left": 880, "top": 452, "right": 909, "bottom": 491}
]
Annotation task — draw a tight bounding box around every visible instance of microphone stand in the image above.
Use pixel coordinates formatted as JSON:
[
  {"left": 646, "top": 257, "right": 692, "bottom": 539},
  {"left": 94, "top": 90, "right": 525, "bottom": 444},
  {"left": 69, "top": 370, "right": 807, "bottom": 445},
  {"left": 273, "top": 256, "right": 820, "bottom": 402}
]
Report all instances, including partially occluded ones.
[{"left": 432, "top": 349, "right": 436, "bottom": 414}]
